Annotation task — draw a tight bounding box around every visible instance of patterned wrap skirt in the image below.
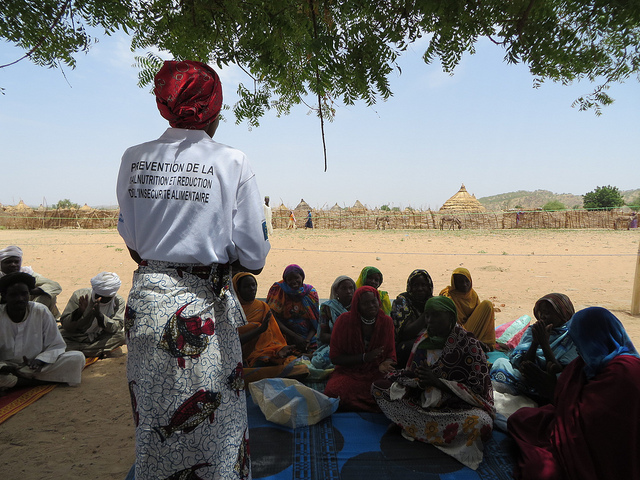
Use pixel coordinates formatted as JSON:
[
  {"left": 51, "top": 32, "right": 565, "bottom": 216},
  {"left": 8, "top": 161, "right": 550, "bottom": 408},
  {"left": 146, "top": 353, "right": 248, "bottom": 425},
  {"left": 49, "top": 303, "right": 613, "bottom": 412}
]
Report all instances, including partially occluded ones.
[{"left": 125, "top": 260, "right": 250, "bottom": 480}]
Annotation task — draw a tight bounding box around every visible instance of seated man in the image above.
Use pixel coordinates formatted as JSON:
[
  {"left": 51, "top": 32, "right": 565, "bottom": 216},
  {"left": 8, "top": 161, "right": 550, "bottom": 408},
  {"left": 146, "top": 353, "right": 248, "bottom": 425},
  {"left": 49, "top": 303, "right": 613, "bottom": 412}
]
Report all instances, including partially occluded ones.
[
  {"left": 0, "top": 272, "right": 85, "bottom": 393},
  {"left": 0, "top": 245, "right": 62, "bottom": 317},
  {"left": 60, "top": 272, "right": 126, "bottom": 358}
]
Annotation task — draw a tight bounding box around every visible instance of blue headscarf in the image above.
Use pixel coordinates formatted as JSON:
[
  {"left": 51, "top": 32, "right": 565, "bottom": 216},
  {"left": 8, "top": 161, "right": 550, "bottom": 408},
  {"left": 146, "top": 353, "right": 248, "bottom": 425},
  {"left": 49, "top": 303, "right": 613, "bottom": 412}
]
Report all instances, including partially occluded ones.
[{"left": 569, "top": 307, "right": 639, "bottom": 379}]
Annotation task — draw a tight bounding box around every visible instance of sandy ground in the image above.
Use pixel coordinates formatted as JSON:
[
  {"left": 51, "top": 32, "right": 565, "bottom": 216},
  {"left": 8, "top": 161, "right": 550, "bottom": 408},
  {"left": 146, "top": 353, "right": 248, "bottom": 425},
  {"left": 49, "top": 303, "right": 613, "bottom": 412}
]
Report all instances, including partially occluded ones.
[{"left": 1, "top": 228, "right": 639, "bottom": 480}]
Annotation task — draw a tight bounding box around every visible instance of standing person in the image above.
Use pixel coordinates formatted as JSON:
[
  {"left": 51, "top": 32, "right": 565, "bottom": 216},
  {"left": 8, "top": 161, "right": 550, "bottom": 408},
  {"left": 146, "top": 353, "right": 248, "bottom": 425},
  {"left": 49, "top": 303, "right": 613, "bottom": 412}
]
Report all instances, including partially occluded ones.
[
  {"left": 263, "top": 196, "right": 273, "bottom": 236},
  {"left": 287, "top": 210, "right": 297, "bottom": 229},
  {"left": 116, "top": 60, "right": 270, "bottom": 480},
  {"left": 0, "top": 245, "right": 62, "bottom": 317},
  {"left": 305, "top": 210, "right": 313, "bottom": 229}
]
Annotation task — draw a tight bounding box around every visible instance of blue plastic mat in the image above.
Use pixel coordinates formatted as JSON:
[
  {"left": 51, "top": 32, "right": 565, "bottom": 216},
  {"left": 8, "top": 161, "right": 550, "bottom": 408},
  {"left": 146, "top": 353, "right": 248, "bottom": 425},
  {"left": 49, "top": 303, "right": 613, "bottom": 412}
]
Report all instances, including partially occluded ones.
[{"left": 126, "top": 393, "right": 517, "bottom": 479}]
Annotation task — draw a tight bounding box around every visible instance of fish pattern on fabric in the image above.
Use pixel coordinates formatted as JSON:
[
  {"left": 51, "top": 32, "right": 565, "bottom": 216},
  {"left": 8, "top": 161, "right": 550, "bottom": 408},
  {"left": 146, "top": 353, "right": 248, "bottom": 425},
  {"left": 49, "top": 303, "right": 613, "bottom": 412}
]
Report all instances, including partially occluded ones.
[
  {"left": 159, "top": 304, "right": 216, "bottom": 368},
  {"left": 126, "top": 261, "right": 250, "bottom": 480}
]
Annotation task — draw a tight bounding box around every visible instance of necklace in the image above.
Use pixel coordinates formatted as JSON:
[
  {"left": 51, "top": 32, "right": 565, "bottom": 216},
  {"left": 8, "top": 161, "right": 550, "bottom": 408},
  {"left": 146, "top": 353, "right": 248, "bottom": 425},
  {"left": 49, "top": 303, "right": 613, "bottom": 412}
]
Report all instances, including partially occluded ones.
[{"left": 361, "top": 315, "right": 376, "bottom": 325}]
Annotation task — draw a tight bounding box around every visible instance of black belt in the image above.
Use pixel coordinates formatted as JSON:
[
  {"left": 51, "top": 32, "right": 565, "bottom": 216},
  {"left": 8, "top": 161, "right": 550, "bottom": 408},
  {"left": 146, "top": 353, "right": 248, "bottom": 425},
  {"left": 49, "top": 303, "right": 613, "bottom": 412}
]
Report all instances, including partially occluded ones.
[{"left": 139, "top": 261, "right": 213, "bottom": 279}]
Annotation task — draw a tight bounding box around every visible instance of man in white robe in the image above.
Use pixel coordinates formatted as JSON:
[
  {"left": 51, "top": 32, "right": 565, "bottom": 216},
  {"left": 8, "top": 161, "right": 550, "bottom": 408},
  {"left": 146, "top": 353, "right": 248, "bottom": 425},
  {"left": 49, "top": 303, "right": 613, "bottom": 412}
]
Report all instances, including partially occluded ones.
[
  {"left": 60, "top": 272, "right": 126, "bottom": 357},
  {"left": 264, "top": 196, "right": 274, "bottom": 236},
  {"left": 0, "top": 245, "right": 62, "bottom": 317},
  {"left": 0, "top": 272, "right": 85, "bottom": 392}
]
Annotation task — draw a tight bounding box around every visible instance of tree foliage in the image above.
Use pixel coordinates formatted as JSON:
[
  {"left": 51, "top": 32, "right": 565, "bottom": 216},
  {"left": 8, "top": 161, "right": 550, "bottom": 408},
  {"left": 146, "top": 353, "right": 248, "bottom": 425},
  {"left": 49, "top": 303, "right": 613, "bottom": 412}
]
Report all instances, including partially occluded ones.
[
  {"left": 582, "top": 185, "right": 625, "bottom": 210},
  {"left": 0, "top": 1, "right": 133, "bottom": 70},
  {"left": 3, "top": 0, "right": 640, "bottom": 123},
  {"left": 542, "top": 200, "right": 566, "bottom": 211},
  {"left": 51, "top": 198, "right": 80, "bottom": 209}
]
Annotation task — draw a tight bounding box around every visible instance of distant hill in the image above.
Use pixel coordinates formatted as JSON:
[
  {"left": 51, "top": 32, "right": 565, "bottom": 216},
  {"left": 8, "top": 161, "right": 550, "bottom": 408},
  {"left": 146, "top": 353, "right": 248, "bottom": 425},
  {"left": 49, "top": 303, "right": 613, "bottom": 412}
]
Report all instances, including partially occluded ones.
[{"left": 478, "top": 189, "right": 640, "bottom": 211}]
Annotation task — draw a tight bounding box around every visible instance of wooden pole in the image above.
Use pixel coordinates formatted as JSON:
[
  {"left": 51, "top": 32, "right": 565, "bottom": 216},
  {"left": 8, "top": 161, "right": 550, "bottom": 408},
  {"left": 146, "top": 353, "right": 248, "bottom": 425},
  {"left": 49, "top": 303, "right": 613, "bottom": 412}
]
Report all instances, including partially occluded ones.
[{"left": 632, "top": 239, "right": 640, "bottom": 315}]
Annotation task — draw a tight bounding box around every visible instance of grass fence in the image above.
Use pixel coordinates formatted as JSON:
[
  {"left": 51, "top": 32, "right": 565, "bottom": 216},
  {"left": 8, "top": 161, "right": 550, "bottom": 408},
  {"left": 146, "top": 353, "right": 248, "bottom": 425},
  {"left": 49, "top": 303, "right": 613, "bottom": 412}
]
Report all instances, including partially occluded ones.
[{"left": 3, "top": 207, "right": 633, "bottom": 230}]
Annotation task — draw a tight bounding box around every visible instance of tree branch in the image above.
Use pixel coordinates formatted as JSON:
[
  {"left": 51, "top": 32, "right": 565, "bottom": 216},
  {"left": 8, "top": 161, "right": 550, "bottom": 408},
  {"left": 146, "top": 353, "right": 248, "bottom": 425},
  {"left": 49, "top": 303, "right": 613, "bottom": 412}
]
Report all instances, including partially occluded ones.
[
  {"left": 308, "top": 0, "right": 328, "bottom": 171},
  {"left": 516, "top": 0, "right": 537, "bottom": 37},
  {"left": 0, "top": 0, "right": 72, "bottom": 69}
]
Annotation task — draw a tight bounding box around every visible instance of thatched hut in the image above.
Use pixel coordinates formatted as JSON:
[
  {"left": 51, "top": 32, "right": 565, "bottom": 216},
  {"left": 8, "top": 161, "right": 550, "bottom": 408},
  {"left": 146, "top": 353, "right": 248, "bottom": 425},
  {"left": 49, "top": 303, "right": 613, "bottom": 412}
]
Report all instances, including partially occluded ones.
[
  {"left": 295, "top": 198, "right": 311, "bottom": 213},
  {"left": 14, "top": 200, "right": 33, "bottom": 213},
  {"left": 330, "top": 203, "right": 342, "bottom": 212},
  {"left": 350, "top": 200, "right": 369, "bottom": 228},
  {"left": 439, "top": 184, "right": 486, "bottom": 213},
  {"left": 350, "top": 200, "right": 366, "bottom": 212},
  {"left": 80, "top": 203, "right": 93, "bottom": 211}
]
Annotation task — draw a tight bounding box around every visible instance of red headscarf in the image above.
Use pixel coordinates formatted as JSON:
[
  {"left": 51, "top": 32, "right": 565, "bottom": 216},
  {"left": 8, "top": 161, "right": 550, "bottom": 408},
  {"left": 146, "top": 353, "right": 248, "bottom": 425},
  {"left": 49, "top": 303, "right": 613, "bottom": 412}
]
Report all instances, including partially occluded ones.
[{"left": 154, "top": 60, "right": 223, "bottom": 129}]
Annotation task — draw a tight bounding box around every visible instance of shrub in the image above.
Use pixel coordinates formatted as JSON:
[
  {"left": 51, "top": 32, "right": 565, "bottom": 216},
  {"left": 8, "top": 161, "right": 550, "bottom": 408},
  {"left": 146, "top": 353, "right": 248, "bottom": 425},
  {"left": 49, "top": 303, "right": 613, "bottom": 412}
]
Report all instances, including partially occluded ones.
[{"left": 582, "top": 185, "right": 625, "bottom": 210}]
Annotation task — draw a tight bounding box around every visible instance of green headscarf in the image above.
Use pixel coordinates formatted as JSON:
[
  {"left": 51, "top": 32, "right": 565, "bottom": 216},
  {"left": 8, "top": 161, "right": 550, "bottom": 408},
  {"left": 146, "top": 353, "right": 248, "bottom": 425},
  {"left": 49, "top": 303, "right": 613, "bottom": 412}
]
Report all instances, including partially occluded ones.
[{"left": 419, "top": 296, "right": 458, "bottom": 350}]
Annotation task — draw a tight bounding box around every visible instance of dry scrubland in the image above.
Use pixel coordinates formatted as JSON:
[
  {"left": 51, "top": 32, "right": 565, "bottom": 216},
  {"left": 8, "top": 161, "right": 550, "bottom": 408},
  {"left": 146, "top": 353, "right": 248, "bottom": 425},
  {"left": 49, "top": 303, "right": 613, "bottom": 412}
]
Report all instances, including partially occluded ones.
[{"left": 0, "top": 228, "right": 639, "bottom": 480}]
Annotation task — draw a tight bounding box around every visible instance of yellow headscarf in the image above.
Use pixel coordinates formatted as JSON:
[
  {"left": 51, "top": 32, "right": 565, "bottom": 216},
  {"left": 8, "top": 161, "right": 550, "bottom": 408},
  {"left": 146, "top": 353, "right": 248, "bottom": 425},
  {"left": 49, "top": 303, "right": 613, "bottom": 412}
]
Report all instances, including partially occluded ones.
[
  {"left": 439, "top": 267, "right": 480, "bottom": 325},
  {"left": 355, "top": 266, "right": 392, "bottom": 315}
]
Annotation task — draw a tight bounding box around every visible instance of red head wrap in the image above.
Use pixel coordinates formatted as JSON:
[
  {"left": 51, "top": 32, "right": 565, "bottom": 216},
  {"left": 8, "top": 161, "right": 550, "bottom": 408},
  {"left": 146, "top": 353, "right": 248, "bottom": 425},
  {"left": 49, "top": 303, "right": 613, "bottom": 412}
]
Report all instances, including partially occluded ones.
[{"left": 154, "top": 60, "right": 223, "bottom": 130}]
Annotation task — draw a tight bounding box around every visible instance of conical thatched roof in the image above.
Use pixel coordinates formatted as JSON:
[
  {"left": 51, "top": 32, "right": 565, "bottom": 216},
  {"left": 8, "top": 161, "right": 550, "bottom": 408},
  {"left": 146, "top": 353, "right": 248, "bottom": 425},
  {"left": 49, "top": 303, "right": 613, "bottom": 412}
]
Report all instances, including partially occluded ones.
[
  {"left": 330, "top": 203, "right": 342, "bottom": 212},
  {"left": 15, "top": 200, "right": 32, "bottom": 212},
  {"left": 276, "top": 203, "right": 289, "bottom": 212},
  {"left": 295, "top": 198, "right": 311, "bottom": 211},
  {"left": 439, "top": 184, "right": 486, "bottom": 213},
  {"left": 80, "top": 203, "right": 93, "bottom": 211},
  {"left": 351, "top": 200, "right": 366, "bottom": 211}
]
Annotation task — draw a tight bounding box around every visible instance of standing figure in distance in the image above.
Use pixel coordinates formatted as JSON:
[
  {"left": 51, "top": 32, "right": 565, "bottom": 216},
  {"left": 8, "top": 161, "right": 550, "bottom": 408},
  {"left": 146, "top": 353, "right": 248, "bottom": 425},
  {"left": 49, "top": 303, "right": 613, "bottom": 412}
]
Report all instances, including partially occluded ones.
[
  {"left": 287, "top": 210, "right": 297, "bottom": 229},
  {"left": 263, "top": 196, "right": 273, "bottom": 236}
]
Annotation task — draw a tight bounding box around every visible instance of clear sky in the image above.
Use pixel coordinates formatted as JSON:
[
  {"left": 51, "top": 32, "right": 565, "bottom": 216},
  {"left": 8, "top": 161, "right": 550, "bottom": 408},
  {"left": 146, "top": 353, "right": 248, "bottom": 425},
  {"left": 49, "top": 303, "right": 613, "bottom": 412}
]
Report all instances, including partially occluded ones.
[{"left": 1, "top": 32, "right": 638, "bottom": 210}]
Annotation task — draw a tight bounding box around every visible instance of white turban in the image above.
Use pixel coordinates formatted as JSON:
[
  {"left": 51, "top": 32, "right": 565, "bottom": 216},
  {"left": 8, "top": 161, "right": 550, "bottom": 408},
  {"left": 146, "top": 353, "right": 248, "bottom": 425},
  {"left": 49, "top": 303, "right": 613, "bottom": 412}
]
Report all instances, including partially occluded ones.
[
  {"left": 0, "top": 245, "right": 23, "bottom": 262},
  {"left": 90, "top": 272, "right": 121, "bottom": 297}
]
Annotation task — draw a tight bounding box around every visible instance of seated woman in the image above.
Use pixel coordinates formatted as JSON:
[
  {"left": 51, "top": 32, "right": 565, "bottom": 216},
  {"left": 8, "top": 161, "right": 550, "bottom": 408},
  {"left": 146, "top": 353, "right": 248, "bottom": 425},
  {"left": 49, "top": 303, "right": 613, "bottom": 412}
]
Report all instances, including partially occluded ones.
[
  {"left": 372, "top": 296, "right": 494, "bottom": 470},
  {"left": 0, "top": 272, "right": 85, "bottom": 393},
  {"left": 440, "top": 267, "right": 495, "bottom": 350},
  {"left": 266, "top": 264, "right": 319, "bottom": 354},
  {"left": 355, "top": 266, "right": 392, "bottom": 315},
  {"left": 391, "top": 269, "right": 434, "bottom": 368},
  {"left": 508, "top": 307, "right": 640, "bottom": 480},
  {"left": 311, "top": 275, "right": 356, "bottom": 369},
  {"left": 324, "top": 286, "right": 396, "bottom": 412},
  {"left": 491, "top": 293, "right": 578, "bottom": 404},
  {"left": 233, "top": 273, "right": 307, "bottom": 382}
]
